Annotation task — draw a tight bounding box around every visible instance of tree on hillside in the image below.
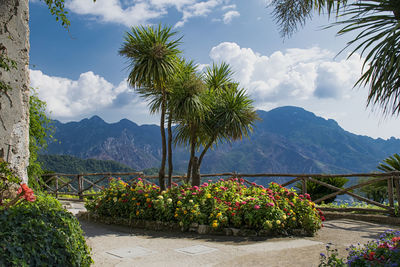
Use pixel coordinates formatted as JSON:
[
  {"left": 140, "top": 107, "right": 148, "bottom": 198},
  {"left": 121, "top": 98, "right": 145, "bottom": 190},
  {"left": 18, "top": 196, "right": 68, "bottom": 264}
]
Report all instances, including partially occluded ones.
[
  {"left": 270, "top": 0, "right": 400, "bottom": 116},
  {"left": 119, "top": 24, "right": 182, "bottom": 190}
]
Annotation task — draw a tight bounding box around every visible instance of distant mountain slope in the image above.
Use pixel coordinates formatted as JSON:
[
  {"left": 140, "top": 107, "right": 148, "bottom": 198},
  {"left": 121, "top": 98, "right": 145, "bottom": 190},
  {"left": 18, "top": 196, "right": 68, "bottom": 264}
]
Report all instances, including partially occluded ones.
[
  {"left": 38, "top": 154, "right": 135, "bottom": 174},
  {"left": 44, "top": 106, "right": 400, "bottom": 174}
]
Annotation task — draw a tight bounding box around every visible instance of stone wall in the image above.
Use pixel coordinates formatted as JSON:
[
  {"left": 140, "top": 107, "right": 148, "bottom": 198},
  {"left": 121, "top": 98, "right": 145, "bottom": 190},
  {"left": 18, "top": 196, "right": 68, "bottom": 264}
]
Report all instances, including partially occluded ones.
[{"left": 0, "top": 0, "right": 30, "bottom": 183}]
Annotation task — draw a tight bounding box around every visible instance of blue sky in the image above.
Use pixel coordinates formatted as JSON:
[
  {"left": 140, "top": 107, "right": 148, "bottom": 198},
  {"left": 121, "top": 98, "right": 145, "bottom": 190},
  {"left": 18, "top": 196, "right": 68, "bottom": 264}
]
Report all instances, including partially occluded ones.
[{"left": 29, "top": 0, "right": 400, "bottom": 139}]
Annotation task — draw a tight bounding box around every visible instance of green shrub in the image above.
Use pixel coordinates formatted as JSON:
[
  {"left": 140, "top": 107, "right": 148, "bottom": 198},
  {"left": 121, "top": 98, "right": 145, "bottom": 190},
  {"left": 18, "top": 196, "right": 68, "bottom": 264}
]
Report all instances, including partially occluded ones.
[
  {"left": 295, "top": 177, "right": 348, "bottom": 204},
  {"left": 86, "top": 177, "right": 323, "bottom": 235},
  {"left": 0, "top": 193, "right": 92, "bottom": 266}
]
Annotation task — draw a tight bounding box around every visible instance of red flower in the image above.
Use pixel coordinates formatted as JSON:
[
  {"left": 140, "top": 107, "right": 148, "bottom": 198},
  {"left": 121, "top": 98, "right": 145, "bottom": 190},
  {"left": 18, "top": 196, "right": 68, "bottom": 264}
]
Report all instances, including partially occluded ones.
[{"left": 17, "top": 183, "right": 36, "bottom": 202}]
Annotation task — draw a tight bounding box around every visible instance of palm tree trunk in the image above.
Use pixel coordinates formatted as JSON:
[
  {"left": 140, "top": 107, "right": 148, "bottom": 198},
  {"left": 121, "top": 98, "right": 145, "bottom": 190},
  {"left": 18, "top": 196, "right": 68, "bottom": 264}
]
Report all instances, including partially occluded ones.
[
  {"left": 159, "top": 89, "right": 167, "bottom": 191},
  {"left": 198, "top": 137, "right": 216, "bottom": 167},
  {"left": 167, "top": 114, "right": 173, "bottom": 187},
  {"left": 191, "top": 156, "right": 200, "bottom": 186},
  {"left": 186, "top": 156, "right": 192, "bottom": 183}
]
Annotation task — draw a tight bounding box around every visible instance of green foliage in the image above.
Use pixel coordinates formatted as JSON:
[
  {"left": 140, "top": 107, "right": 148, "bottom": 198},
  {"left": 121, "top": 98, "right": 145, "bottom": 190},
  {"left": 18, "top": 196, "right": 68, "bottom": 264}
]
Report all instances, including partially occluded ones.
[
  {"left": 28, "top": 89, "right": 55, "bottom": 189},
  {"left": 38, "top": 154, "right": 135, "bottom": 174},
  {"left": 269, "top": 0, "right": 348, "bottom": 38},
  {"left": 319, "top": 244, "right": 346, "bottom": 267},
  {"left": 359, "top": 153, "right": 400, "bottom": 203},
  {"left": 0, "top": 193, "right": 92, "bottom": 266},
  {"left": 295, "top": 177, "right": 349, "bottom": 204},
  {"left": 86, "top": 178, "right": 323, "bottom": 235}
]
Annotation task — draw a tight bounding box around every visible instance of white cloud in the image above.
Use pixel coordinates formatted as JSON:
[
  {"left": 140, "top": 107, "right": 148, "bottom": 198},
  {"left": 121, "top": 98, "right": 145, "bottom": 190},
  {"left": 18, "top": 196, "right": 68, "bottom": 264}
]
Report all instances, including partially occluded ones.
[
  {"left": 63, "top": 0, "right": 235, "bottom": 28},
  {"left": 221, "top": 4, "right": 236, "bottom": 10},
  {"left": 223, "top": 10, "right": 240, "bottom": 24},
  {"left": 206, "top": 42, "right": 400, "bottom": 139},
  {"left": 29, "top": 70, "right": 144, "bottom": 121},
  {"left": 175, "top": 0, "right": 225, "bottom": 27},
  {"left": 209, "top": 42, "right": 363, "bottom": 104}
]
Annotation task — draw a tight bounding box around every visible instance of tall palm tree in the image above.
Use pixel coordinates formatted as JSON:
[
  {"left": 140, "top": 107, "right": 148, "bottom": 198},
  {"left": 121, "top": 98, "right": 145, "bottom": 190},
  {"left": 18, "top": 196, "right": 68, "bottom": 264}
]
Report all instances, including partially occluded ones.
[
  {"left": 270, "top": 0, "right": 400, "bottom": 116},
  {"left": 174, "top": 62, "right": 259, "bottom": 186},
  {"left": 169, "top": 60, "right": 208, "bottom": 183},
  {"left": 119, "top": 24, "right": 181, "bottom": 190}
]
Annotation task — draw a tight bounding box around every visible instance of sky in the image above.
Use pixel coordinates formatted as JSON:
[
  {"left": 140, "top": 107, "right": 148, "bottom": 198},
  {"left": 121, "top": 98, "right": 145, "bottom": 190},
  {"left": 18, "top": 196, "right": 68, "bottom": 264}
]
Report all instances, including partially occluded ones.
[{"left": 29, "top": 0, "right": 400, "bottom": 140}]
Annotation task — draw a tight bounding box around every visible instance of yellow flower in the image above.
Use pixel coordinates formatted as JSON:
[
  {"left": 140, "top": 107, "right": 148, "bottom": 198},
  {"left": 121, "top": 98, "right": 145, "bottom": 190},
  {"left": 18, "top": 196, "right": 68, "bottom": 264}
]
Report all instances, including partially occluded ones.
[
  {"left": 292, "top": 217, "right": 296, "bottom": 221},
  {"left": 212, "top": 221, "right": 219, "bottom": 228},
  {"left": 146, "top": 198, "right": 151, "bottom": 203},
  {"left": 132, "top": 197, "right": 136, "bottom": 201},
  {"left": 206, "top": 193, "right": 212, "bottom": 199},
  {"left": 113, "top": 197, "right": 117, "bottom": 202},
  {"left": 189, "top": 199, "right": 193, "bottom": 204},
  {"left": 282, "top": 215, "right": 287, "bottom": 220},
  {"left": 177, "top": 201, "right": 182, "bottom": 206},
  {"left": 167, "top": 198, "right": 173, "bottom": 204},
  {"left": 191, "top": 210, "right": 196, "bottom": 213},
  {"left": 136, "top": 210, "right": 140, "bottom": 216},
  {"left": 216, "top": 212, "right": 222, "bottom": 217},
  {"left": 176, "top": 207, "right": 180, "bottom": 211},
  {"left": 276, "top": 220, "right": 281, "bottom": 225},
  {"left": 184, "top": 210, "right": 188, "bottom": 215},
  {"left": 174, "top": 213, "right": 178, "bottom": 218},
  {"left": 157, "top": 195, "right": 164, "bottom": 200},
  {"left": 265, "top": 220, "right": 272, "bottom": 228},
  {"left": 144, "top": 194, "right": 149, "bottom": 197}
]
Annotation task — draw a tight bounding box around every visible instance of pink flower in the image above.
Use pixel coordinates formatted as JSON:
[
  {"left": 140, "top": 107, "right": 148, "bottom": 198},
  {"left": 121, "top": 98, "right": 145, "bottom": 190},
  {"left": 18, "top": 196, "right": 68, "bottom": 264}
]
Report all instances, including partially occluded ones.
[
  {"left": 202, "top": 183, "right": 208, "bottom": 187},
  {"left": 267, "top": 202, "right": 274, "bottom": 207},
  {"left": 193, "top": 186, "right": 199, "bottom": 190},
  {"left": 254, "top": 205, "right": 260, "bottom": 210}
]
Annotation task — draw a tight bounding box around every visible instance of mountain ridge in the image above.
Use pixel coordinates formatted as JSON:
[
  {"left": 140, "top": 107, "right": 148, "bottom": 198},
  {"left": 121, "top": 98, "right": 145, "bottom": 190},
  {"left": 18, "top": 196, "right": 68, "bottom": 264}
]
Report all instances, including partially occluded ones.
[{"left": 43, "top": 106, "right": 400, "bottom": 175}]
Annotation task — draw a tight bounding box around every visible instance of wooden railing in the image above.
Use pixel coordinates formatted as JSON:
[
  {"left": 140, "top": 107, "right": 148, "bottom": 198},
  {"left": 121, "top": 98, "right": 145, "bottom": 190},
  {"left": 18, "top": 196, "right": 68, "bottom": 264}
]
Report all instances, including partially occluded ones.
[{"left": 40, "top": 171, "right": 400, "bottom": 215}]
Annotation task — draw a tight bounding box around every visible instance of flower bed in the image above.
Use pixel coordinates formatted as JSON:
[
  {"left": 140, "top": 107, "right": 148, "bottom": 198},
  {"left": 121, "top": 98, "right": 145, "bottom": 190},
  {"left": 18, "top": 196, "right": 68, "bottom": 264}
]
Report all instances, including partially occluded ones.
[
  {"left": 319, "top": 229, "right": 400, "bottom": 266},
  {"left": 85, "top": 178, "right": 324, "bottom": 236}
]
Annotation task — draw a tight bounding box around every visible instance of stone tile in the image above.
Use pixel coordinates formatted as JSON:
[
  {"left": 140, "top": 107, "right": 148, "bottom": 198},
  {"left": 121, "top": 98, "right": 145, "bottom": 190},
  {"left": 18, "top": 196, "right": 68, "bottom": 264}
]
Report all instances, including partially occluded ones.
[
  {"left": 105, "top": 246, "right": 155, "bottom": 259},
  {"left": 175, "top": 245, "right": 218, "bottom": 256}
]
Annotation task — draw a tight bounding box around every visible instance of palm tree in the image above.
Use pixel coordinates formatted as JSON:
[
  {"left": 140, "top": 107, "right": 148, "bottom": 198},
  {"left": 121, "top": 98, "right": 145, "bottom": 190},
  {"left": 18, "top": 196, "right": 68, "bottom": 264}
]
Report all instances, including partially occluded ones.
[
  {"left": 191, "top": 84, "right": 259, "bottom": 185},
  {"left": 269, "top": 0, "right": 400, "bottom": 116},
  {"left": 174, "top": 62, "right": 259, "bottom": 186},
  {"left": 119, "top": 24, "right": 182, "bottom": 190},
  {"left": 169, "top": 60, "right": 209, "bottom": 183}
]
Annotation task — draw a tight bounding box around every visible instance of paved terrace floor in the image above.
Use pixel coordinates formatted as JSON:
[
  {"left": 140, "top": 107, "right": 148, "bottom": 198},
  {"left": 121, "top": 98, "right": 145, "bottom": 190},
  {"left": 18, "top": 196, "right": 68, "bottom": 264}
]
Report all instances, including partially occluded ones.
[{"left": 65, "top": 201, "right": 400, "bottom": 267}]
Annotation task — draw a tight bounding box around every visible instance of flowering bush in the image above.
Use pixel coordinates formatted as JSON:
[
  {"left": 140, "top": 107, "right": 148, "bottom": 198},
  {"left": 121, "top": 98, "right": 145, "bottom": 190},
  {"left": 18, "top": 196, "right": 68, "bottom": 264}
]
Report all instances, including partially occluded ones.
[
  {"left": 86, "top": 177, "right": 323, "bottom": 235},
  {"left": 347, "top": 229, "right": 400, "bottom": 266},
  {"left": 319, "top": 229, "right": 400, "bottom": 266}
]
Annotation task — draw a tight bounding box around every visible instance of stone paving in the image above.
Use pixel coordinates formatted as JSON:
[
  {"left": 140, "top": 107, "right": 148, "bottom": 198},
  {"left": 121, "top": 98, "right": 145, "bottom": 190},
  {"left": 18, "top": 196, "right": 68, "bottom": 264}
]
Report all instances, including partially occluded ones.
[{"left": 64, "top": 201, "right": 400, "bottom": 267}]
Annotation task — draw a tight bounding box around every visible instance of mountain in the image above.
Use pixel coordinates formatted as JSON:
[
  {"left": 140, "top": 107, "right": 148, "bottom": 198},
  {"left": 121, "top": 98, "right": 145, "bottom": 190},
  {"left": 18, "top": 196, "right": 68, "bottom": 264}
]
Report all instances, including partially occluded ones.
[
  {"left": 38, "top": 154, "right": 135, "bottom": 174},
  {"left": 43, "top": 106, "right": 400, "bottom": 175}
]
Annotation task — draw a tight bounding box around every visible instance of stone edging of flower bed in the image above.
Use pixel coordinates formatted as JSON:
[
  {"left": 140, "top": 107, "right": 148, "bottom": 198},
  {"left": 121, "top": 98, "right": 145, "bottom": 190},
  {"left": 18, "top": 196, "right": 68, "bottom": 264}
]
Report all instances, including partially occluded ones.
[
  {"left": 324, "top": 211, "right": 400, "bottom": 225},
  {"left": 77, "top": 211, "right": 311, "bottom": 237}
]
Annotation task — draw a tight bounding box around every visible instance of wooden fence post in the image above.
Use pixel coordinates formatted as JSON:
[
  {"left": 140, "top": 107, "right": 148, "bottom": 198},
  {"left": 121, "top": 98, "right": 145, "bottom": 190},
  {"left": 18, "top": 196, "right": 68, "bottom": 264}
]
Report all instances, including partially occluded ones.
[
  {"left": 388, "top": 176, "right": 394, "bottom": 208},
  {"left": 302, "top": 177, "right": 307, "bottom": 195},
  {"left": 55, "top": 176, "right": 59, "bottom": 199},
  {"left": 394, "top": 175, "right": 400, "bottom": 204},
  {"left": 78, "top": 175, "right": 83, "bottom": 200}
]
